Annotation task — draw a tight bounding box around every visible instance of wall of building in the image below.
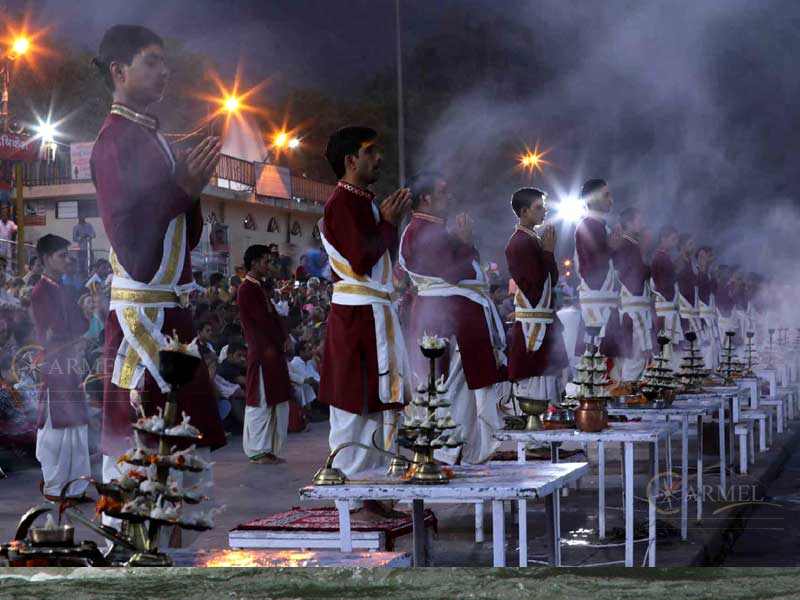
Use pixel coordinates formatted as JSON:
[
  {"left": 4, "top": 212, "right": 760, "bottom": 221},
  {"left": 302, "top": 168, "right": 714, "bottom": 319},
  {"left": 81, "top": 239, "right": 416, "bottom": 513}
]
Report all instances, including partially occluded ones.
[{"left": 21, "top": 187, "right": 323, "bottom": 276}]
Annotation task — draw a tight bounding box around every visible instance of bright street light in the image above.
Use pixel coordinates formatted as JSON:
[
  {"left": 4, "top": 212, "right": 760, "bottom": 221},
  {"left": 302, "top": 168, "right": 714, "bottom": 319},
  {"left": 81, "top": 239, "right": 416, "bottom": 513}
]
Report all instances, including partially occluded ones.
[
  {"left": 11, "top": 37, "right": 29, "bottom": 57},
  {"left": 274, "top": 132, "right": 288, "bottom": 148},
  {"left": 34, "top": 118, "right": 58, "bottom": 144},
  {"left": 224, "top": 96, "right": 239, "bottom": 112},
  {"left": 287, "top": 137, "right": 300, "bottom": 149},
  {"left": 555, "top": 196, "right": 587, "bottom": 224}
]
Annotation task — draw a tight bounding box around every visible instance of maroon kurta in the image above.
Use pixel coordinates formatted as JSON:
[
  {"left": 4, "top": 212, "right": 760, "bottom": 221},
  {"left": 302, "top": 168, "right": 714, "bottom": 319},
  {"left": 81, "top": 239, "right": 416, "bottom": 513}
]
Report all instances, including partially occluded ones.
[
  {"left": 676, "top": 256, "right": 696, "bottom": 335},
  {"left": 91, "top": 109, "right": 225, "bottom": 455},
  {"left": 651, "top": 249, "right": 677, "bottom": 335},
  {"left": 31, "top": 275, "right": 89, "bottom": 428},
  {"left": 612, "top": 236, "right": 652, "bottom": 359},
  {"left": 237, "top": 277, "right": 291, "bottom": 408},
  {"left": 505, "top": 228, "right": 568, "bottom": 380},
  {"left": 574, "top": 215, "right": 622, "bottom": 357},
  {"left": 318, "top": 182, "right": 400, "bottom": 415},
  {"left": 402, "top": 213, "right": 506, "bottom": 390}
]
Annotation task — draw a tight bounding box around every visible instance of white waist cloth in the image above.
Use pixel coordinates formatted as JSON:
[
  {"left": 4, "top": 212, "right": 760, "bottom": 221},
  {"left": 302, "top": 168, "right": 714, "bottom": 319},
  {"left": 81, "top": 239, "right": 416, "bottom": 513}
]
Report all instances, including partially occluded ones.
[
  {"left": 619, "top": 283, "right": 653, "bottom": 354},
  {"left": 577, "top": 261, "right": 618, "bottom": 339},
  {"left": 513, "top": 276, "right": 554, "bottom": 352},
  {"left": 36, "top": 393, "right": 89, "bottom": 498}
]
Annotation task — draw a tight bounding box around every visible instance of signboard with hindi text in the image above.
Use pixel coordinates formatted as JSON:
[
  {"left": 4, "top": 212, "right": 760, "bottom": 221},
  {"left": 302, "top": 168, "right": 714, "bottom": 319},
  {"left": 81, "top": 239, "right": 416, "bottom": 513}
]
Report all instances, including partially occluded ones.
[
  {"left": 0, "top": 133, "right": 36, "bottom": 161},
  {"left": 70, "top": 142, "right": 94, "bottom": 180},
  {"left": 255, "top": 163, "right": 292, "bottom": 200}
]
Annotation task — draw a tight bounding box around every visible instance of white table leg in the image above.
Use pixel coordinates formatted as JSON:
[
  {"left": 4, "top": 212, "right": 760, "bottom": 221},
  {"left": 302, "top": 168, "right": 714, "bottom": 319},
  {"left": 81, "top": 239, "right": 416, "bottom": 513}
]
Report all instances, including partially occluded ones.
[
  {"left": 598, "top": 441, "right": 606, "bottom": 540},
  {"left": 475, "top": 501, "right": 485, "bottom": 543},
  {"left": 624, "top": 441, "right": 634, "bottom": 567},
  {"left": 760, "top": 418, "right": 767, "bottom": 452},
  {"left": 518, "top": 499, "right": 527, "bottom": 567},
  {"left": 667, "top": 434, "right": 673, "bottom": 487},
  {"left": 545, "top": 490, "right": 562, "bottom": 566},
  {"left": 649, "top": 440, "right": 658, "bottom": 567},
  {"left": 738, "top": 428, "right": 748, "bottom": 474},
  {"left": 681, "top": 416, "right": 688, "bottom": 541},
  {"left": 718, "top": 402, "right": 727, "bottom": 493},
  {"left": 696, "top": 415, "right": 703, "bottom": 522},
  {"left": 491, "top": 499, "right": 506, "bottom": 567},
  {"left": 777, "top": 402, "right": 784, "bottom": 434},
  {"left": 336, "top": 500, "right": 353, "bottom": 552},
  {"left": 728, "top": 397, "right": 736, "bottom": 468}
]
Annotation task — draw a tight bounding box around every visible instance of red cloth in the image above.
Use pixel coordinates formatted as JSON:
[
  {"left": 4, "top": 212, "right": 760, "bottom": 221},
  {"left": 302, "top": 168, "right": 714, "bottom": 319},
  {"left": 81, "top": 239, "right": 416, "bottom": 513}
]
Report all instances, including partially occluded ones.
[
  {"left": 402, "top": 214, "right": 506, "bottom": 390},
  {"left": 237, "top": 278, "right": 291, "bottom": 408},
  {"left": 651, "top": 249, "right": 677, "bottom": 334},
  {"left": 31, "top": 275, "right": 89, "bottom": 428},
  {"left": 318, "top": 182, "right": 400, "bottom": 415},
  {"left": 505, "top": 228, "right": 568, "bottom": 380},
  {"left": 612, "top": 237, "right": 653, "bottom": 358},
  {"left": 574, "top": 215, "right": 622, "bottom": 357},
  {"left": 235, "top": 507, "right": 438, "bottom": 543},
  {"left": 92, "top": 111, "right": 225, "bottom": 456},
  {"left": 697, "top": 270, "right": 714, "bottom": 305}
]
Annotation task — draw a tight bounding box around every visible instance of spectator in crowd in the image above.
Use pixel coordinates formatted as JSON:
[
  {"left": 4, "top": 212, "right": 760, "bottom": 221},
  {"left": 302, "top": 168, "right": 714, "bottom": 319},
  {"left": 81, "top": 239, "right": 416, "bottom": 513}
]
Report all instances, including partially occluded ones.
[
  {"left": 0, "top": 204, "right": 17, "bottom": 264},
  {"left": 72, "top": 216, "right": 96, "bottom": 276}
]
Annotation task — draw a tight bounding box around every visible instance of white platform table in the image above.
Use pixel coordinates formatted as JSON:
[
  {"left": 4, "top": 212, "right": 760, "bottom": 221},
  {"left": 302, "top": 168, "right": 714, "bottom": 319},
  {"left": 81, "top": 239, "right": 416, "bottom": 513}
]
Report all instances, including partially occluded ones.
[
  {"left": 606, "top": 404, "right": 707, "bottom": 540},
  {"left": 299, "top": 462, "right": 588, "bottom": 568},
  {"left": 495, "top": 422, "right": 678, "bottom": 567}
]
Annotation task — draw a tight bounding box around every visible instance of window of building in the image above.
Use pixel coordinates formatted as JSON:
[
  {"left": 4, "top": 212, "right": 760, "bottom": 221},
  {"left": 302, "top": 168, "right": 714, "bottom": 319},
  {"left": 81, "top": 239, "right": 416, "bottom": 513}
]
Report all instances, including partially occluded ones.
[{"left": 56, "top": 200, "right": 78, "bottom": 219}]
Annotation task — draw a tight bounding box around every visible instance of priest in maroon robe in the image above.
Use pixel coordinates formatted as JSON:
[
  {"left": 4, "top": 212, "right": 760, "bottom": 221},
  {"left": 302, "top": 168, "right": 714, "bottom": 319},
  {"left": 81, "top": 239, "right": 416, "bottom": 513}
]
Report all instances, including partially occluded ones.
[
  {"left": 400, "top": 172, "right": 506, "bottom": 464},
  {"left": 612, "top": 207, "right": 654, "bottom": 381},
  {"left": 574, "top": 179, "right": 623, "bottom": 377},
  {"left": 31, "top": 235, "right": 91, "bottom": 501},
  {"left": 90, "top": 26, "right": 225, "bottom": 477},
  {"left": 505, "top": 188, "right": 568, "bottom": 402},
  {"left": 651, "top": 226, "right": 682, "bottom": 365},
  {"left": 238, "top": 245, "right": 291, "bottom": 464},
  {"left": 318, "top": 126, "right": 411, "bottom": 484}
]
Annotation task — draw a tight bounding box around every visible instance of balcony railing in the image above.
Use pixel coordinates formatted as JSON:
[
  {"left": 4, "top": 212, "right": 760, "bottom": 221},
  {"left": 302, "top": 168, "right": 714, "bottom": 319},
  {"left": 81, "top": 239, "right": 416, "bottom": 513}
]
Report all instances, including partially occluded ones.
[{"left": 20, "top": 153, "right": 333, "bottom": 206}]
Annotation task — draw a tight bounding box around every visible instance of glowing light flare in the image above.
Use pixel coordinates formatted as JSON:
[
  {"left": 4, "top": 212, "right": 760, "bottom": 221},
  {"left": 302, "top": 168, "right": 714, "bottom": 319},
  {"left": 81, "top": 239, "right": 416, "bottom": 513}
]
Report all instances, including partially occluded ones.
[
  {"left": 224, "top": 96, "right": 240, "bottom": 112},
  {"left": 287, "top": 137, "right": 300, "bottom": 149},
  {"left": 517, "top": 143, "right": 551, "bottom": 175},
  {"left": 11, "top": 37, "right": 29, "bottom": 56},
  {"left": 563, "top": 259, "right": 572, "bottom": 267},
  {"left": 33, "top": 118, "right": 60, "bottom": 144},
  {"left": 555, "top": 196, "right": 587, "bottom": 224},
  {"left": 274, "top": 132, "right": 288, "bottom": 148}
]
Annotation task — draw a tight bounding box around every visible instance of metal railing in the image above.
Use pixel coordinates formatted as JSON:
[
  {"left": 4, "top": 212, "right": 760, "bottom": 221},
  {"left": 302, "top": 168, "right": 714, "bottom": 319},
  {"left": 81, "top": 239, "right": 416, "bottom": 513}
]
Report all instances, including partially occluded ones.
[{"left": 20, "top": 153, "right": 333, "bottom": 205}]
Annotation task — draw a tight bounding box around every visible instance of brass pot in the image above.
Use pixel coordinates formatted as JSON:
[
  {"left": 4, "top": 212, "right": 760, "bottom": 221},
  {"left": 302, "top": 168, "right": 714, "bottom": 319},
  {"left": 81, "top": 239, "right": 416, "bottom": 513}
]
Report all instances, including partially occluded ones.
[
  {"left": 517, "top": 397, "right": 549, "bottom": 430},
  {"left": 574, "top": 397, "right": 608, "bottom": 432}
]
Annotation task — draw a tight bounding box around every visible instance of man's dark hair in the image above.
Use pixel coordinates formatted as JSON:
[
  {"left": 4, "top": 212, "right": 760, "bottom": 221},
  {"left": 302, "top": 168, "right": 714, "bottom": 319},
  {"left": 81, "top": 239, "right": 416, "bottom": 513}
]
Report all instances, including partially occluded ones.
[
  {"left": 658, "top": 225, "right": 678, "bottom": 242},
  {"left": 510, "top": 187, "right": 545, "bottom": 218},
  {"left": 580, "top": 179, "right": 607, "bottom": 199},
  {"left": 208, "top": 272, "right": 225, "bottom": 286},
  {"left": 325, "top": 126, "right": 377, "bottom": 179},
  {"left": 243, "top": 244, "right": 270, "bottom": 271},
  {"left": 94, "top": 25, "right": 164, "bottom": 91},
  {"left": 620, "top": 206, "right": 640, "bottom": 228},
  {"left": 409, "top": 171, "right": 444, "bottom": 210}
]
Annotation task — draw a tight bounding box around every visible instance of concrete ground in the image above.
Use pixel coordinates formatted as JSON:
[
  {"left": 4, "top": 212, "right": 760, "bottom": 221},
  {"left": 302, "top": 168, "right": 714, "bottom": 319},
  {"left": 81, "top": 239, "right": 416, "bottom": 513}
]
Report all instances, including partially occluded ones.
[{"left": 2, "top": 410, "right": 800, "bottom": 567}]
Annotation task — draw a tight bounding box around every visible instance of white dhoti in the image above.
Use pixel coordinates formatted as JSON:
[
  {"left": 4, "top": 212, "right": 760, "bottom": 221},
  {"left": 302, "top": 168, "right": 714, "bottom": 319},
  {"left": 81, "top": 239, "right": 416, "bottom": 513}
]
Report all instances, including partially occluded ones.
[
  {"left": 243, "top": 367, "right": 289, "bottom": 459},
  {"left": 433, "top": 345, "right": 503, "bottom": 465},
  {"left": 35, "top": 395, "right": 90, "bottom": 498},
  {"left": 328, "top": 406, "right": 395, "bottom": 477},
  {"left": 619, "top": 356, "right": 648, "bottom": 382}
]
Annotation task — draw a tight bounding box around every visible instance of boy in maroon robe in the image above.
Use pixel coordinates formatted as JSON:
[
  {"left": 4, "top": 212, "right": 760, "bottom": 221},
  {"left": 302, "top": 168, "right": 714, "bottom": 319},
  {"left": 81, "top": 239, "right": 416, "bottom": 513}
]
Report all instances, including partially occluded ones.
[
  {"left": 505, "top": 188, "right": 568, "bottom": 402},
  {"left": 651, "top": 226, "right": 682, "bottom": 364},
  {"left": 237, "top": 245, "right": 291, "bottom": 464},
  {"left": 318, "top": 126, "right": 410, "bottom": 495},
  {"left": 31, "top": 234, "right": 91, "bottom": 501},
  {"left": 90, "top": 26, "right": 225, "bottom": 491}
]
